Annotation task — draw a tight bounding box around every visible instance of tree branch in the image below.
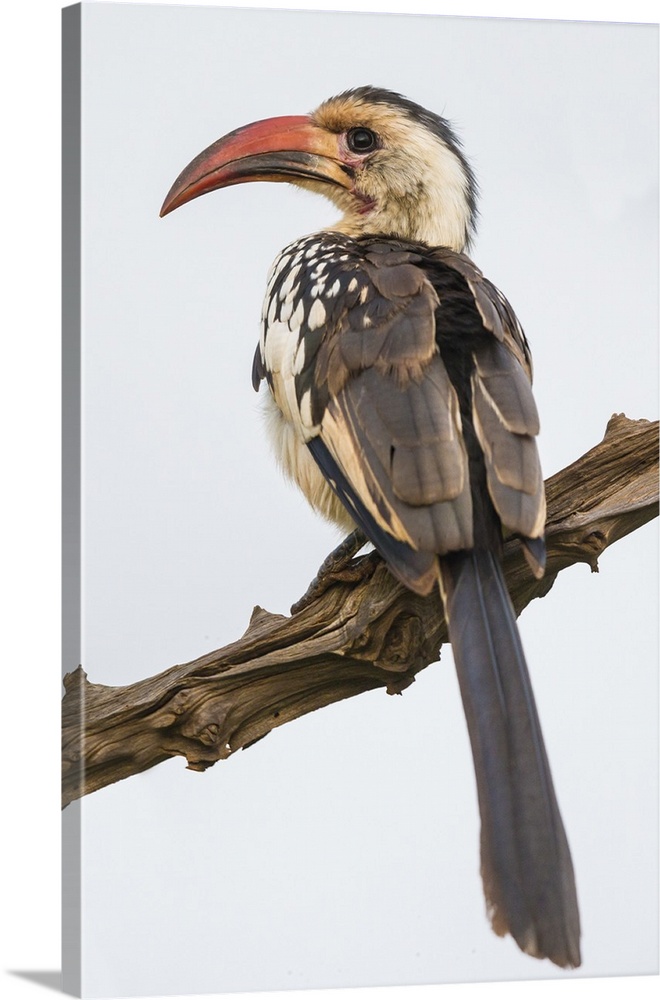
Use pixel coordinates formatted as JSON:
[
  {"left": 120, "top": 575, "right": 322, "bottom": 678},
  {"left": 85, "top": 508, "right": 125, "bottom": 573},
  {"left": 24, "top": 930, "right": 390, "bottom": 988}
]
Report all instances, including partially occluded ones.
[{"left": 62, "top": 414, "right": 658, "bottom": 808}]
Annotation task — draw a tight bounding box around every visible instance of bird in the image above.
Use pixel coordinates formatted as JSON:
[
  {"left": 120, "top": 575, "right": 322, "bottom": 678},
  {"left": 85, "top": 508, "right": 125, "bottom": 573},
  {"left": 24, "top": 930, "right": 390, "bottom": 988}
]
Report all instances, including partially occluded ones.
[{"left": 160, "top": 86, "right": 581, "bottom": 969}]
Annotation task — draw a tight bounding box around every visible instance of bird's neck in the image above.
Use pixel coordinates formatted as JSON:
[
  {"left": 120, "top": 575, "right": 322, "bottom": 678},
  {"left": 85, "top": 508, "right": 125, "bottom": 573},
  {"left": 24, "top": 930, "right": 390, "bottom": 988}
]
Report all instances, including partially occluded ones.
[
  {"left": 337, "top": 197, "right": 470, "bottom": 251},
  {"left": 330, "top": 149, "right": 474, "bottom": 251}
]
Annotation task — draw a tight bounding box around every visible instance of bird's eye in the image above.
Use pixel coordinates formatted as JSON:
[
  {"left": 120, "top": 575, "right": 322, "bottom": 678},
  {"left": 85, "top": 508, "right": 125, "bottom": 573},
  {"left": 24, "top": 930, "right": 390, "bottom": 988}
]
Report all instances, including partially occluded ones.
[{"left": 346, "top": 127, "right": 378, "bottom": 153}]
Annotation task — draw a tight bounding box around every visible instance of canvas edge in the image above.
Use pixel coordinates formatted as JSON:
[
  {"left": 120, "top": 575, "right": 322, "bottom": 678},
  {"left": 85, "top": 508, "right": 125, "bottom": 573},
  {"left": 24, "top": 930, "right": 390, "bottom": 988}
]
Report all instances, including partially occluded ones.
[{"left": 62, "top": 3, "right": 82, "bottom": 997}]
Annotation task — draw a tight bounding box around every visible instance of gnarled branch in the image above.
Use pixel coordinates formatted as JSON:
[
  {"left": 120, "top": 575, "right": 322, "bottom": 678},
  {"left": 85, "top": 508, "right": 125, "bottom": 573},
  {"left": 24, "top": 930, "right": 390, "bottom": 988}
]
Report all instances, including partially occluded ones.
[{"left": 62, "top": 414, "right": 658, "bottom": 808}]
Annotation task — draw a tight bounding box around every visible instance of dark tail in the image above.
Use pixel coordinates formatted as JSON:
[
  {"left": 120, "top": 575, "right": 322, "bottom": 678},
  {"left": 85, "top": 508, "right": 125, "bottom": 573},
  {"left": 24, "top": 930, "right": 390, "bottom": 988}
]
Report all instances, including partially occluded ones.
[{"left": 439, "top": 549, "right": 581, "bottom": 968}]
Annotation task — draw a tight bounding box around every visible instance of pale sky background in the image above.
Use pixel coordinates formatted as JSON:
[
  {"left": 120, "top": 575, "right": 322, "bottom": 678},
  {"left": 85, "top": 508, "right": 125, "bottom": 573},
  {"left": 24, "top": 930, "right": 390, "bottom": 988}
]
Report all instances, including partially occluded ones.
[{"left": 2, "top": 3, "right": 659, "bottom": 1000}]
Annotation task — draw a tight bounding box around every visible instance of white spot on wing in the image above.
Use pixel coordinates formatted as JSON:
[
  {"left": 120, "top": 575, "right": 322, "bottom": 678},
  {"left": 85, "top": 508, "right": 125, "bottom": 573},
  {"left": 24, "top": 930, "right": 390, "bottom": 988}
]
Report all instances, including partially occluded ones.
[
  {"left": 279, "top": 297, "right": 294, "bottom": 323},
  {"left": 280, "top": 263, "right": 302, "bottom": 300},
  {"left": 289, "top": 299, "right": 305, "bottom": 333},
  {"left": 264, "top": 320, "right": 295, "bottom": 375},
  {"left": 292, "top": 338, "right": 306, "bottom": 375},
  {"left": 307, "top": 299, "right": 327, "bottom": 331},
  {"left": 299, "top": 388, "right": 315, "bottom": 429}
]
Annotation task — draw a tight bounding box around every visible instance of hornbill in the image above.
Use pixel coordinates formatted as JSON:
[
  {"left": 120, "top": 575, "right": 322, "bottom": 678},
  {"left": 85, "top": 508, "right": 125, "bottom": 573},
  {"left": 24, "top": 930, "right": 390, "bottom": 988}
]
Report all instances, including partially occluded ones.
[{"left": 161, "top": 86, "right": 581, "bottom": 969}]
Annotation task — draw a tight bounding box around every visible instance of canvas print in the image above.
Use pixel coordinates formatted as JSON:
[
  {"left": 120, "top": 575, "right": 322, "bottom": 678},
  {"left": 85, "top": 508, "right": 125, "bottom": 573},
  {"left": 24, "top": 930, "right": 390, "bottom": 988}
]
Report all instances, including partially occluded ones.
[{"left": 62, "top": 3, "right": 659, "bottom": 997}]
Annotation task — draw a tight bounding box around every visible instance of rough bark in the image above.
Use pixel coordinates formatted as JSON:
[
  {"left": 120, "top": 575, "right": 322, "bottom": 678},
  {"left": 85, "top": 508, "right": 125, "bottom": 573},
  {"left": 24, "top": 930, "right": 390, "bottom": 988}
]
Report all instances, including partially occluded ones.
[{"left": 62, "top": 414, "right": 658, "bottom": 808}]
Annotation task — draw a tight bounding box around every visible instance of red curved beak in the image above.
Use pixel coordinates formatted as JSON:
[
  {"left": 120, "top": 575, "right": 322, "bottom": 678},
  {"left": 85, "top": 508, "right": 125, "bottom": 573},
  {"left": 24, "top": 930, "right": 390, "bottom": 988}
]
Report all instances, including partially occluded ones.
[{"left": 160, "top": 115, "right": 350, "bottom": 217}]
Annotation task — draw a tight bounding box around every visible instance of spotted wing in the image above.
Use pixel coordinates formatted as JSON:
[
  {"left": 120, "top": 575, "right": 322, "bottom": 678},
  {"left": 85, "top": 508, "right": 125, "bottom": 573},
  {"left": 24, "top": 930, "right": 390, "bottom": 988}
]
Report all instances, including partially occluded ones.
[
  {"left": 299, "top": 238, "right": 475, "bottom": 594},
  {"left": 259, "top": 234, "right": 544, "bottom": 594}
]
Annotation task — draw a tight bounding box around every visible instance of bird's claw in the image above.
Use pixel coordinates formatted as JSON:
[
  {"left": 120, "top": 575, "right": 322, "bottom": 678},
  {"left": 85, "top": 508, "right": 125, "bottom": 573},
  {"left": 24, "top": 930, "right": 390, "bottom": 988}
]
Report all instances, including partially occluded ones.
[{"left": 291, "top": 529, "right": 375, "bottom": 614}]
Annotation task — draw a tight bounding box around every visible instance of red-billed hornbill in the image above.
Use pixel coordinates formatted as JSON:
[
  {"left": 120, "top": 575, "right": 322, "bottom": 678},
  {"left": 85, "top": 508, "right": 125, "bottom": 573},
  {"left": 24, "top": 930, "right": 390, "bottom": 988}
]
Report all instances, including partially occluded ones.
[{"left": 161, "top": 86, "right": 580, "bottom": 969}]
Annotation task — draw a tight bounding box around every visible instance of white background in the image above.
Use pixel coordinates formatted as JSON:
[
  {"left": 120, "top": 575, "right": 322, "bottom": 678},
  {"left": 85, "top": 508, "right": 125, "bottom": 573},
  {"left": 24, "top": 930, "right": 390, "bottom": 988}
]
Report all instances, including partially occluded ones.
[{"left": 2, "top": 2, "right": 658, "bottom": 1000}]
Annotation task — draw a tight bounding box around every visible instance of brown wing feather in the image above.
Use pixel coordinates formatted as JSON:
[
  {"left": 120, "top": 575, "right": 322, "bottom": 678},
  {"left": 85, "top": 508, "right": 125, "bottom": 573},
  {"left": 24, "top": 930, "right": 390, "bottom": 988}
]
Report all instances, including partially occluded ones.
[
  {"left": 311, "top": 245, "right": 475, "bottom": 565},
  {"left": 432, "top": 247, "right": 535, "bottom": 379},
  {"left": 470, "top": 325, "right": 545, "bottom": 540},
  {"left": 430, "top": 248, "right": 545, "bottom": 543},
  {"left": 321, "top": 362, "right": 474, "bottom": 557}
]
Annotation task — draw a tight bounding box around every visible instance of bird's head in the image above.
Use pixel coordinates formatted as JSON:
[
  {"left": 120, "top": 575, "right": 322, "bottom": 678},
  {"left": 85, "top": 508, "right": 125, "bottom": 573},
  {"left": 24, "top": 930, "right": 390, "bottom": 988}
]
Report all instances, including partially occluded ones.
[{"left": 161, "top": 86, "right": 477, "bottom": 252}]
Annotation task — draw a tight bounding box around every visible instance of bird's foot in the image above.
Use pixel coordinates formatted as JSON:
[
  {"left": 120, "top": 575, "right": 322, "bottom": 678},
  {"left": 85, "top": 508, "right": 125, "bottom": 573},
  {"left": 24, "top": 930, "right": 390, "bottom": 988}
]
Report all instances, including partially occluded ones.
[{"left": 291, "top": 529, "right": 376, "bottom": 614}]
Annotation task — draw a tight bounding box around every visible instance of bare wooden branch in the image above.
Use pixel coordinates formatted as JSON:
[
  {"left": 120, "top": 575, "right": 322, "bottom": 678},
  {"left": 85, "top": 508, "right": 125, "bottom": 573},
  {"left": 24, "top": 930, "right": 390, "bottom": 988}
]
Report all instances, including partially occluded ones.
[{"left": 62, "top": 414, "right": 658, "bottom": 808}]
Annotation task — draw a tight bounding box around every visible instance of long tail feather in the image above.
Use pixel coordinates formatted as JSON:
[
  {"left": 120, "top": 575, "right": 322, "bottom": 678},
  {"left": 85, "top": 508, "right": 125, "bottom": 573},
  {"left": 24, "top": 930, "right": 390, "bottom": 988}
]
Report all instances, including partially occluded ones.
[{"left": 439, "top": 550, "right": 581, "bottom": 968}]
